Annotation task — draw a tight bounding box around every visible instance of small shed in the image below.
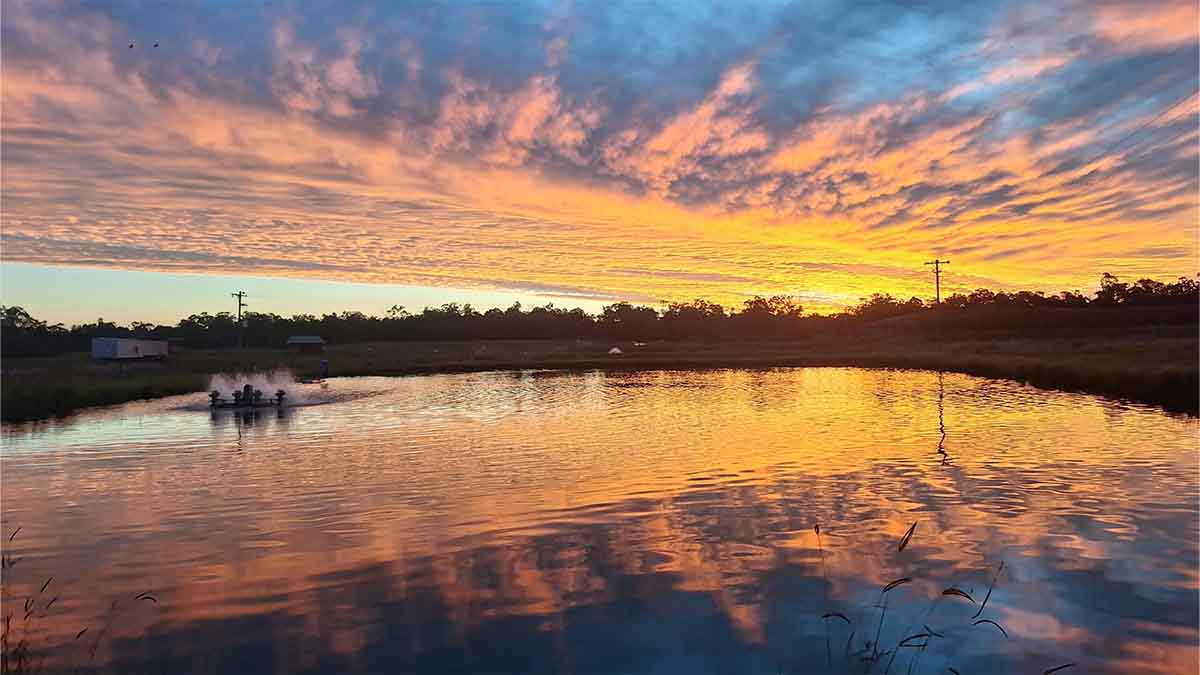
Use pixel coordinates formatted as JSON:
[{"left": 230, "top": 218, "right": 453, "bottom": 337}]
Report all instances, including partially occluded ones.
[
  {"left": 286, "top": 335, "right": 326, "bottom": 353},
  {"left": 91, "top": 337, "right": 168, "bottom": 360}
]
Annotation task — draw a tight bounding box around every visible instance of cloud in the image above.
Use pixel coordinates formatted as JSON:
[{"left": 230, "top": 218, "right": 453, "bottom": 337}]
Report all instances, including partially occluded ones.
[
  {"left": 271, "top": 24, "right": 381, "bottom": 118},
  {"left": 0, "top": 0, "right": 1196, "bottom": 312},
  {"left": 604, "top": 62, "right": 769, "bottom": 193},
  {"left": 1090, "top": 1, "right": 1199, "bottom": 49}
]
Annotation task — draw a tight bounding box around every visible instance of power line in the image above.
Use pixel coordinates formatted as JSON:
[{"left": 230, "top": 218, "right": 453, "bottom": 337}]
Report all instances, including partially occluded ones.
[{"left": 1081, "top": 89, "right": 1198, "bottom": 167}]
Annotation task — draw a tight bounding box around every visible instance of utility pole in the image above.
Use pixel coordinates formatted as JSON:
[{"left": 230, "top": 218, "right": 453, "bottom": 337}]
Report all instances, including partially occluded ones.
[
  {"left": 232, "top": 291, "right": 248, "bottom": 349},
  {"left": 923, "top": 259, "right": 950, "bottom": 305}
]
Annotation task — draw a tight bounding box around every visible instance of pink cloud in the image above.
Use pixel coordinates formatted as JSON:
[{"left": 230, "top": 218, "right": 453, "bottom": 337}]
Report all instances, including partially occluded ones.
[
  {"left": 272, "top": 24, "right": 378, "bottom": 118},
  {"left": 1091, "top": 1, "right": 1199, "bottom": 49},
  {"left": 604, "top": 63, "right": 769, "bottom": 192}
]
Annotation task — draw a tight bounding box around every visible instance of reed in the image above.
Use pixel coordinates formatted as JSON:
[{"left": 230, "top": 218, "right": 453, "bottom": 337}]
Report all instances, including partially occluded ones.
[
  {"left": 3, "top": 530, "right": 48, "bottom": 675},
  {"left": 815, "top": 524, "right": 832, "bottom": 667},
  {"left": 0, "top": 528, "right": 156, "bottom": 674},
  {"left": 813, "top": 520, "right": 1072, "bottom": 675}
]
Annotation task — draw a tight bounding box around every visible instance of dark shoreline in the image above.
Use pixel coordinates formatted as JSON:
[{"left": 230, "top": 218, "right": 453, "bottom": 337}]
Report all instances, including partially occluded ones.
[{"left": 3, "top": 334, "right": 1196, "bottom": 422}]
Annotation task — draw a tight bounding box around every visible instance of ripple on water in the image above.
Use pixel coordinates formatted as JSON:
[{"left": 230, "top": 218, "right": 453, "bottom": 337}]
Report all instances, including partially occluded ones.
[{"left": 0, "top": 368, "right": 1196, "bottom": 675}]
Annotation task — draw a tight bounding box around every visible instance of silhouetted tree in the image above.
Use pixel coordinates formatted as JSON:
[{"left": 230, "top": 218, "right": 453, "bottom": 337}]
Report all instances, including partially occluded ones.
[
  {"left": 850, "top": 294, "right": 925, "bottom": 321},
  {"left": 1095, "top": 272, "right": 1129, "bottom": 305},
  {"left": 599, "top": 302, "right": 659, "bottom": 339},
  {"left": 661, "top": 299, "right": 727, "bottom": 339},
  {"left": 2, "top": 273, "right": 1195, "bottom": 356}
]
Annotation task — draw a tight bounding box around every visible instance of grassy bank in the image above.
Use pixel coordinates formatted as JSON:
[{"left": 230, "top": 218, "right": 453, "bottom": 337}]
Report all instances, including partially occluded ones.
[
  {"left": 1, "top": 371, "right": 208, "bottom": 423},
  {"left": 3, "top": 331, "right": 1196, "bottom": 422}
]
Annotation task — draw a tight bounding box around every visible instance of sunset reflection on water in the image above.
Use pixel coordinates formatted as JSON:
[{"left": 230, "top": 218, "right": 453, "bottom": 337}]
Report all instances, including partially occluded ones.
[{"left": 2, "top": 369, "right": 1196, "bottom": 674}]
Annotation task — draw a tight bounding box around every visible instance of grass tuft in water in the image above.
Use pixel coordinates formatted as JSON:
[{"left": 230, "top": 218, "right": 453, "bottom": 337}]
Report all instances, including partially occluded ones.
[
  {"left": 1, "top": 528, "right": 157, "bottom": 674},
  {"left": 897, "top": 522, "right": 917, "bottom": 553},
  {"left": 940, "top": 588, "right": 975, "bottom": 603},
  {"left": 810, "top": 520, "right": 1073, "bottom": 674},
  {"left": 972, "top": 561, "right": 1003, "bottom": 619},
  {"left": 971, "top": 619, "right": 1008, "bottom": 638}
]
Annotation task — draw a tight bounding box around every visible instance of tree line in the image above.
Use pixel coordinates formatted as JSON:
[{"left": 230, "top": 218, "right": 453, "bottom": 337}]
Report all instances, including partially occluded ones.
[{"left": 3, "top": 274, "right": 1196, "bottom": 356}]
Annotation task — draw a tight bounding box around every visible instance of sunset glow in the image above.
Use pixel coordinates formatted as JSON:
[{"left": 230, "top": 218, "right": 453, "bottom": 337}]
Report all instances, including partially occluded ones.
[{"left": 2, "top": 1, "right": 1196, "bottom": 316}]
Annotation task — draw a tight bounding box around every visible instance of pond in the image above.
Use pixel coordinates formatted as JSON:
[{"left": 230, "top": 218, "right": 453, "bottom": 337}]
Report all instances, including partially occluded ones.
[{"left": 2, "top": 368, "right": 1196, "bottom": 674}]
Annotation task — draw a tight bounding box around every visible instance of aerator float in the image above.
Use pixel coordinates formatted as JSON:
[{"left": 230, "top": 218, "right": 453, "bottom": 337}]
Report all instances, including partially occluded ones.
[{"left": 209, "top": 384, "right": 286, "bottom": 409}]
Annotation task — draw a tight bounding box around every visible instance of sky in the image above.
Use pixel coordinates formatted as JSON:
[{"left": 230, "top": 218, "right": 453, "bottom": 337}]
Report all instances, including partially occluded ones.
[{"left": 1, "top": 0, "right": 1197, "bottom": 325}]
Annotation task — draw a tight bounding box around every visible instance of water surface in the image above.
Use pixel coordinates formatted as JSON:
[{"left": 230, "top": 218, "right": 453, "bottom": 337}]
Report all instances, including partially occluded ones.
[{"left": 2, "top": 369, "right": 1197, "bottom": 674}]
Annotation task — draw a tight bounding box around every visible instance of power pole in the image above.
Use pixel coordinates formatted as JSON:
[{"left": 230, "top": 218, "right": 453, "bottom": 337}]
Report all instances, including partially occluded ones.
[
  {"left": 923, "top": 259, "right": 950, "bottom": 305},
  {"left": 232, "top": 291, "right": 248, "bottom": 349}
]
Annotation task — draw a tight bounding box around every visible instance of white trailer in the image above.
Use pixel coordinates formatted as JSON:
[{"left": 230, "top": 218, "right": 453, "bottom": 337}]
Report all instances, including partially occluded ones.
[{"left": 91, "top": 337, "right": 168, "bottom": 360}]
